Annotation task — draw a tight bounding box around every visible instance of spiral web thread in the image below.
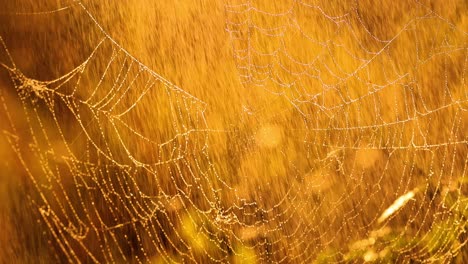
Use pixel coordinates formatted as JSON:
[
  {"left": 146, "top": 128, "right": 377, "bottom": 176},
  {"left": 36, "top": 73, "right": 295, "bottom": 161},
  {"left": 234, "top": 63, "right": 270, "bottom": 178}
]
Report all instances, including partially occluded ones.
[
  {"left": 223, "top": 0, "right": 468, "bottom": 262},
  {"left": 0, "top": 0, "right": 467, "bottom": 263}
]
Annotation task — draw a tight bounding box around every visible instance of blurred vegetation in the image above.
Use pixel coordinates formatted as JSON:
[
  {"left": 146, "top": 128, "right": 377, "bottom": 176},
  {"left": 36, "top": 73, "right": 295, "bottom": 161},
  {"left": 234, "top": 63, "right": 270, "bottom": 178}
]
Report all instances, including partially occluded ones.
[{"left": 0, "top": 0, "right": 467, "bottom": 263}]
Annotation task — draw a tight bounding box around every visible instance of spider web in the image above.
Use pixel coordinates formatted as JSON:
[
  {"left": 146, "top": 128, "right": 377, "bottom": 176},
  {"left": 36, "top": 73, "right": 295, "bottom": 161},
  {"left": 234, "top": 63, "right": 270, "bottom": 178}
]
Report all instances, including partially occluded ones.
[
  {"left": 223, "top": 0, "right": 468, "bottom": 262},
  {"left": 0, "top": 0, "right": 467, "bottom": 263}
]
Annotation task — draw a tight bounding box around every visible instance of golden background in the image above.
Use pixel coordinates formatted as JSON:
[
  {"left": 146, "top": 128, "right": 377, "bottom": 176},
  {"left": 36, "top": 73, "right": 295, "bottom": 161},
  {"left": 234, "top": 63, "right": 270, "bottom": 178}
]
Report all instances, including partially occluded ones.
[{"left": 0, "top": 0, "right": 467, "bottom": 263}]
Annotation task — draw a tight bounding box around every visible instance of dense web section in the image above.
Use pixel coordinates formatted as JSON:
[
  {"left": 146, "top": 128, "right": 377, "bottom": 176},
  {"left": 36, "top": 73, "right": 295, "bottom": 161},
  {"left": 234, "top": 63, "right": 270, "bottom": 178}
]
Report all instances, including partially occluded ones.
[
  {"left": 0, "top": 0, "right": 467, "bottom": 263},
  {"left": 224, "top": 0, "right": 468, "bottom": 262}
]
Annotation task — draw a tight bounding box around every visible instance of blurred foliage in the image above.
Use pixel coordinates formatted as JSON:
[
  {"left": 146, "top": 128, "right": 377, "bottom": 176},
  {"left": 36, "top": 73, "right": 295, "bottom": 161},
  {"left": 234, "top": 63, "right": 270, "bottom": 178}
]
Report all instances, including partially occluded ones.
[{"left": 0, "top": 0, "right": 467, "bottom": 263}]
